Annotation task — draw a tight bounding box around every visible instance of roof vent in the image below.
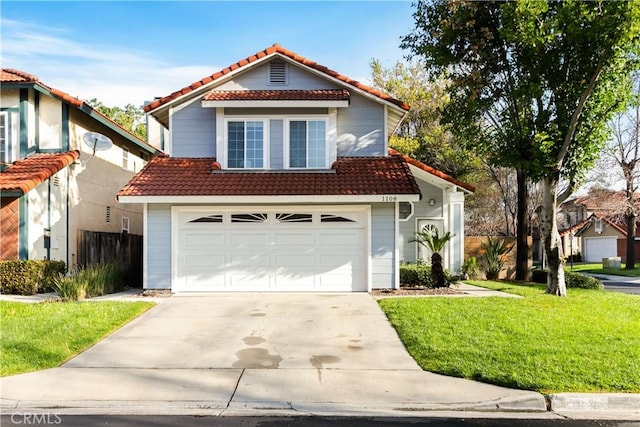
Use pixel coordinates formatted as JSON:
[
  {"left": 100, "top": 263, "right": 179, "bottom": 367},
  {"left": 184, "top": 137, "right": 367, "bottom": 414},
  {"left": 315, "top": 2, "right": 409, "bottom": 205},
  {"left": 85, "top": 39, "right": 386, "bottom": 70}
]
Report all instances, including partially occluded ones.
[{"left": 268, "top": 60, "right": 288, "bottom": 86}]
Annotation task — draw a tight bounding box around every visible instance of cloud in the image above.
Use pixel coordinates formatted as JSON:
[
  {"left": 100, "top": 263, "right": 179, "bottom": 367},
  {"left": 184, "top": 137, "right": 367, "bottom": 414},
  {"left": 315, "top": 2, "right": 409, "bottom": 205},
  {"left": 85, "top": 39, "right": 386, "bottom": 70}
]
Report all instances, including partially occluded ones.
[{"left": 1, "top": 18, "right": 215, "bottom": 107}]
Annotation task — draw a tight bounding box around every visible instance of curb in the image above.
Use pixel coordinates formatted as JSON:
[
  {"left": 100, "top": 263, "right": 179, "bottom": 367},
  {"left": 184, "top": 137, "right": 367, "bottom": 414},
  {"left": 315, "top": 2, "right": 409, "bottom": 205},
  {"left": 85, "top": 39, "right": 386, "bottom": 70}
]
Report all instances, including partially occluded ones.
[{"left": 548, "top": 393, "right": 640, "bottom": 412}]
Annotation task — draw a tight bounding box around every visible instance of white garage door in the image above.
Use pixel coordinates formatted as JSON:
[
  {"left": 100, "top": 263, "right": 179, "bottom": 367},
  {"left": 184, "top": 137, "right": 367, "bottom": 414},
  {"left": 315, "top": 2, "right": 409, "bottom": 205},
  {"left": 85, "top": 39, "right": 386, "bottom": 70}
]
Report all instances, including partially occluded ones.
[
  {"left": 174, "top": 207, "right": 368, "bottom": 292},
  {"left": 584, "top": 237, "right": 618, "bottom": 262}
]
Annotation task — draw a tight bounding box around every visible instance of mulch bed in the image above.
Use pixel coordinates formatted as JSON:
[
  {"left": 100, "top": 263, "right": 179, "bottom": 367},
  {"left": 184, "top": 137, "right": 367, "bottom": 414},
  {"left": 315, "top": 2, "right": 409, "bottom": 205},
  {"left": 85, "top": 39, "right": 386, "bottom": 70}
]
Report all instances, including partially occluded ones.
[{"left": 371, "top": 286, "right": 465, "bottom": 296}]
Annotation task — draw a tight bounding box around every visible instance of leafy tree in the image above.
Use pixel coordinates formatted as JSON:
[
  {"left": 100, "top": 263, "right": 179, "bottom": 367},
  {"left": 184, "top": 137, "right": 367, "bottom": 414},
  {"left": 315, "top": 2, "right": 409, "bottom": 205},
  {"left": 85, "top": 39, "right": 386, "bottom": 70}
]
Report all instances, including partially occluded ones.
[
  {"left": 402, "top": 0, "right": 640, "bottom": 296},
  {"left": 86, "top": 98, "right": 147, "bottom": 140},
  {"left": 369, "top": 59, "right": 480, "bottom": 180}
]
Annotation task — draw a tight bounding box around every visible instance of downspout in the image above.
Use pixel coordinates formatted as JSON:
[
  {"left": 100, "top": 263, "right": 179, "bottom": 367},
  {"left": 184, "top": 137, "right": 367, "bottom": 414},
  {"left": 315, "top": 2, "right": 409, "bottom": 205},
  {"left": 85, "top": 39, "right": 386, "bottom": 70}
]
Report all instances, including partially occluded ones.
[{"left": 61, "top": 103, "right": 70, "bottom": 267}]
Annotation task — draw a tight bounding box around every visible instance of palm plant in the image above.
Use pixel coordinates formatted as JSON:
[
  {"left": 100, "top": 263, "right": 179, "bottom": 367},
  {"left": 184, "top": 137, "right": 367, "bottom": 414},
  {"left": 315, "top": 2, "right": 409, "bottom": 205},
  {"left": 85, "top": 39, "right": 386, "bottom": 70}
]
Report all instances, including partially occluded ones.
[
  {"left": 410, "top": 227, "right": 454, "bottom": 287},
  {"left": 480, "top": 237, "right": 514, "bottom": 280}
]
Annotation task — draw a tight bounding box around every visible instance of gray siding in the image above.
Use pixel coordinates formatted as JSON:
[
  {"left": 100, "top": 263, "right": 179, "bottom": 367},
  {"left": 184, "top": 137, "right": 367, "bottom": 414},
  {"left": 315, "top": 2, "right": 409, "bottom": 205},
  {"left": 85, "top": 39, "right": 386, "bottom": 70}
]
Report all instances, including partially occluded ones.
[
  {"left": 218, "top": 61, "right": 341, "bottom": 91},
  {"left": 371, "top": 203, "right": 396, "bottom": 288},
  {"left": 225, "top": 108, "right": 328, "bottom": 116},
  {"left": 399, "top": 179, "right": 443, "bottom": 264},
  {"left": 146, "top": 204, "right": 172, "bottom": 289},
  {"left": 337, "top": 94, "right": 385, "bottom": 157},
  {"left": 171, "top": 102, "right": 216, "bottom": 157},
  {"left": 270, "top": 119, "right": 284, "bottom": 169}
]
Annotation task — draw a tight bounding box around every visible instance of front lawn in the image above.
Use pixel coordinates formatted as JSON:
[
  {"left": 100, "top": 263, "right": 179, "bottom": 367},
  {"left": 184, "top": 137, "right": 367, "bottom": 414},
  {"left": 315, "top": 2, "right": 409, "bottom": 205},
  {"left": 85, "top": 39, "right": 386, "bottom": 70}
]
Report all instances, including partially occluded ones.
[
  {"left": 568, "top": 263, "right": 640, "bottom": 277},
  {"left": 378, "top": 281, "right": 640, "bottom": 394},
  {"left": 0, "top": 301, "right": 154, "bottom": 376}
]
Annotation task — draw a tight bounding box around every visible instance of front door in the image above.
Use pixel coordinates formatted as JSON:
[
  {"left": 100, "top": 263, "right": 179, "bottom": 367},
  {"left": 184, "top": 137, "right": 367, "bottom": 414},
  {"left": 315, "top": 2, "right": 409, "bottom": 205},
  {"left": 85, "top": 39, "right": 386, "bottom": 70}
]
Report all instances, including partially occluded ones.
[{"left": 416, "top": 219, "right": 446, "bottom": 267}]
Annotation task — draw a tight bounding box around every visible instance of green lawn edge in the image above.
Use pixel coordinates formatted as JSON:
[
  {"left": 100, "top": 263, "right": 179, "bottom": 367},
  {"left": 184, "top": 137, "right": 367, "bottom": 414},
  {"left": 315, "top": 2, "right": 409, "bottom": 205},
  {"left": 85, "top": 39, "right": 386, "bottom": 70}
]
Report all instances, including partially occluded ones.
[
  {"left": 378, "top": 281, "right": 640, "bottom": 394},
  {"left": 0, "top": 301, "right": 155, "bottom": 376}
]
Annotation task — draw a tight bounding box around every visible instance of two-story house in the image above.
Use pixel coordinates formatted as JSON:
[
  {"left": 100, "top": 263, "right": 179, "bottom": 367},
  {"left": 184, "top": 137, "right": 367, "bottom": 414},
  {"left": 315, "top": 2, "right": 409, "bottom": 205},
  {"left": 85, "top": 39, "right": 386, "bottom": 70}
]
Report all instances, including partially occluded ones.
[
  {"left": 0, "top": 69, "right": 160, "bottom": 270},
  {"left": 117, "top": 44, "right": 474, "bottom": 292}
]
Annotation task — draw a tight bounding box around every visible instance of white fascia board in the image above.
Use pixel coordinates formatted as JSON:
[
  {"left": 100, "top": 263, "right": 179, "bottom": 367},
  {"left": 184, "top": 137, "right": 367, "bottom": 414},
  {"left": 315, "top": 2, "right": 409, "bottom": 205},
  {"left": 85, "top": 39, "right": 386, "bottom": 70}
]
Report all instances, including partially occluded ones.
[
  {"left": 278, "top": 55, "right": 408, "bottom": 114},
  {"left": 408, "top": 164, "right": 472, "bottom": 194},
  {"left": 147, "top": 53, "right": 280, "bottom": 116},
  {"left": 202, "top": 100, "right": 349, "bottom": 108},
  {"left": 117, "top": 194, "right": 421, "bottom": 204}
]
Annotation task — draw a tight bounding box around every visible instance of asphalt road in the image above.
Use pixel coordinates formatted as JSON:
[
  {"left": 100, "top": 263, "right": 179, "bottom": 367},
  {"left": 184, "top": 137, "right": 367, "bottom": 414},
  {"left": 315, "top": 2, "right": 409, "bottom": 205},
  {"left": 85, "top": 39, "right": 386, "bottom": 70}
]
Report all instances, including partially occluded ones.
[
  {"left": 600, "top": 279, "right": 640, "bottom": 295},
  {"left": 2, "top": 415, "right": 639, "bottom": 427}
]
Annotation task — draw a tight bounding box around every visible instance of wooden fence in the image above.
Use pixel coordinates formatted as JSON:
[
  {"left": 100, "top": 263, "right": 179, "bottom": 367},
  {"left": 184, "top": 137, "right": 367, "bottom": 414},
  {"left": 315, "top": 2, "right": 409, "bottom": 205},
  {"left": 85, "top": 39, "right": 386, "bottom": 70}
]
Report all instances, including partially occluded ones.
[
  {"left": 465, "top": 236, "right": 532, "bottom": 280},
  {"left": 77, "top": 230, "right": 143, "bottom": 287}
]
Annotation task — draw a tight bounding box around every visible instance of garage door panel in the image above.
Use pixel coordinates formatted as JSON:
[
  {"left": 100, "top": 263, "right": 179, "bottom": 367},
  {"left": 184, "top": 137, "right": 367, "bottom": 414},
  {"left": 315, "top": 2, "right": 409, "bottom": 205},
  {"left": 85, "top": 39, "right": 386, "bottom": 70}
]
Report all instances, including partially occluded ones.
[
  {"left": 175, "top": 208, "right": 368, "bottom": 292},
  {"left": 585, "top": 238, "right": 617, "bottom": 262},
  {"left": 183, "top": 232, "right": 225, "bottom": 247}
]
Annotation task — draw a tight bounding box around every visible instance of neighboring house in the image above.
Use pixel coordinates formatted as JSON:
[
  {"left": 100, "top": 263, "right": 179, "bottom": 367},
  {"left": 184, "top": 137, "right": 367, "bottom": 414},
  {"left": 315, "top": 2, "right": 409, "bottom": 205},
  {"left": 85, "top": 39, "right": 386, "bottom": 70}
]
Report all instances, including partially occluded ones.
[
  {"left": 560, "top": 214, "right": 637, "bottom": 263},
  {"left": 117, "top": 44, "right": 473, "bottom": 292},
  {"left": 0, "top": 69, "right": 160, "bottom": 268},
  {"left": 559, "top": 191, "right": 640, "bottom": 262}
]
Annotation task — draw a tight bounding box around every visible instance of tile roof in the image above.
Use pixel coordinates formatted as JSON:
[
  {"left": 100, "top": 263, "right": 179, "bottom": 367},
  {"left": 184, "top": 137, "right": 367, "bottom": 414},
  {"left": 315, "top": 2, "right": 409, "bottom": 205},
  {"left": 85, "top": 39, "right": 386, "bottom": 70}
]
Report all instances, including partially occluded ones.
[
  {"left": 0, "top": 151, "right": 80, "bottom": 195},
  {"left": 388, "top": 149, "right": 476, "bottom": 193},
  {"left": 202, "top": 89, "right": 350, "bottom": 101},
  {"left": 118, "top": 155, "right": 420, "bottom": 198},
  {"left": 144, "top": 44, "right": 410, "bottom": 113},
  {"left": 1, "top": 69, "right": 158, "bottom": 153}
]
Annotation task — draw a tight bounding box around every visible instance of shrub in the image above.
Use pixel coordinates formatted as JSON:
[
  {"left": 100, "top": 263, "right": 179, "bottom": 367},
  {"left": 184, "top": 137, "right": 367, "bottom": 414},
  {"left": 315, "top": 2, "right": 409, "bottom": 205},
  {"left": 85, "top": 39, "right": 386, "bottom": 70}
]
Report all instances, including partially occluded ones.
[
  {"left": 480, "top": 237, "right": 514, "bottom": 280},
  {"left": 565, "top": 271, "right": 604, "bottom": 290},
  {"left": 461, "top": 257, "right": 481, "bottom": 280},
  {"left": 529, "top": 269, "right": 604, "bottom": 290},
  {"left": 53, "top": 263, "right": 127, "bottom": 301},
  {"left": 400, "top": 263, "right": 433, "bottom": 287},
  {"left": 0, "top": 260, "right": 67, "bottom": 295}
]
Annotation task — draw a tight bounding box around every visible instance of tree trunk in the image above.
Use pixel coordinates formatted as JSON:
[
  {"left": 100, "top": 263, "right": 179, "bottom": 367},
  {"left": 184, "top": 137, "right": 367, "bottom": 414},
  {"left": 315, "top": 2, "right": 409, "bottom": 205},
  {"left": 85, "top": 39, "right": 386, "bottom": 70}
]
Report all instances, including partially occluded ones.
[
  {"left": 515, "top": 168, "right": 530, "bottom": 281},
  {"left": 626, "top": 213, "right": 636, "bottom": 269},
  {"left": 541, "top": 174, "right": 567, "bottom": 296}
]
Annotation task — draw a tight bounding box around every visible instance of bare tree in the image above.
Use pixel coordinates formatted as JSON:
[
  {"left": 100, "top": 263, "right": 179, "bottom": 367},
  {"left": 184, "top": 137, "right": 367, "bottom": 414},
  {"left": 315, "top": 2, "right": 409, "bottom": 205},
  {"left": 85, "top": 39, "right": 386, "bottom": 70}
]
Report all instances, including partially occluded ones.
[{"left": 604, "top": 73, "right": 640, "bottom": 269}]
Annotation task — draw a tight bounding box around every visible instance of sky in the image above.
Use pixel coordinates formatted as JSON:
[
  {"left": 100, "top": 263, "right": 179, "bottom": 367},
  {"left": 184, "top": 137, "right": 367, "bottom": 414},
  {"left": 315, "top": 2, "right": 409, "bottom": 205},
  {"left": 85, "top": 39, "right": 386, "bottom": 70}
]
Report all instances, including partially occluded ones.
[{"left": 1, "top": 1, "right": 415, "bottom": 107}]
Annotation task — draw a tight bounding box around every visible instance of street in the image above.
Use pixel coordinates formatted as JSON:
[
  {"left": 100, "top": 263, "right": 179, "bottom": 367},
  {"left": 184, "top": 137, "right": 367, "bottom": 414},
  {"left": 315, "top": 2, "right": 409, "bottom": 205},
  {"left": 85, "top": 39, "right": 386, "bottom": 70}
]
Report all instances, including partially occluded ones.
[{"left": 2, "top": 415, "right": 639, "bottom": 427}]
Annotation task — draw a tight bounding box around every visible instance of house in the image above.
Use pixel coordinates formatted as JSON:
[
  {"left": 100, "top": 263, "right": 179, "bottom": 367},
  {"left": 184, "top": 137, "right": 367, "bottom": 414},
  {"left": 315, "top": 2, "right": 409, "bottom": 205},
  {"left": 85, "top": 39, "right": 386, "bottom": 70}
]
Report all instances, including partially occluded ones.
[
  {"left": 558, "top": 191, "right": 640, "bottom": 262},
  {"left": 0, "top": 69, "right": 160, "bottom": 270},
  {"left": 117, "top": 44, "right": 474, "bottom": 292}
]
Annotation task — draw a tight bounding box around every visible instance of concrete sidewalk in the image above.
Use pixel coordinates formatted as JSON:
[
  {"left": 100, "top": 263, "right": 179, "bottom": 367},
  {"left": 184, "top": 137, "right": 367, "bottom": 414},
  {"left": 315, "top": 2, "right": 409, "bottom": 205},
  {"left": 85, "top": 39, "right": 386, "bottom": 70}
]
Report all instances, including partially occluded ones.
[{"left": 1, "top": 292, "right": 638, "bottom": 420}]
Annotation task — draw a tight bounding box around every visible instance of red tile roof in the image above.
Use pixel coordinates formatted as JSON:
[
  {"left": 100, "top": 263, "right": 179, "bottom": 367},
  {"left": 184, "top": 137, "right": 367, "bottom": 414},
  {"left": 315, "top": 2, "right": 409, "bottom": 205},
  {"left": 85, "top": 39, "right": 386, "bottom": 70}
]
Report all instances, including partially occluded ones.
[
  {"left": 388, "top": 149, "right": 476, "bottom": 193},
  {"left": 202, "top": 89, "right": 350, "bottom": 102},
  {"left": 118, "top": 155, "right": 420, "bottom": 198},
  {"left": 145, "top": 44, "right": 410, "bottom": 113},
  {"left": 1, "top": 69, "right": 157, "bottom": 153},
  {"left": 0, "top": 151, "right": 80, "bottom": 195}
]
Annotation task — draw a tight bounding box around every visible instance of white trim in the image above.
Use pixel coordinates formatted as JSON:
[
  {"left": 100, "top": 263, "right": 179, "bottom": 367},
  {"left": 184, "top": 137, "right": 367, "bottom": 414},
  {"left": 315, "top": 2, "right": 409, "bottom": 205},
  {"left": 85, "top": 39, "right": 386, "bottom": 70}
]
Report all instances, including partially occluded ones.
[
  {"left": 142, "top": 204, "right": 148, "bottom": 289},
  {"left": 328, "top": 108, "right": 337, "bottom": 166},
  {"left": 118, "top": 194, "right": 421, "bottom": 204},
  {"left": 167, "top": 108, "right": 174, "bottom": 155},
  {"left": 202, "top": 100, "right": 349, "bottom": 108},
  {"left": 223, "top": 118, "right": 270, "bottom": 169},
  {"left": 283, "top": 117, "right": 330, "bottom": 169},
  {"left": 215, "top": 107, "right": 225, "bottom": 165},
  {"left": 394, "top": 201, "right": 400, "bottom": 289},
  {"left": 0, "top": 111, "right": 8, "bottom": 163},
  {"left": 383, "top": 105, "right": 389, "bottom": 153},
  {"left": 366, "top": 205, "right": 372, "bottom": 292},
  {"left": 408, "top": 164, "right": 472, "bottom": 194}
]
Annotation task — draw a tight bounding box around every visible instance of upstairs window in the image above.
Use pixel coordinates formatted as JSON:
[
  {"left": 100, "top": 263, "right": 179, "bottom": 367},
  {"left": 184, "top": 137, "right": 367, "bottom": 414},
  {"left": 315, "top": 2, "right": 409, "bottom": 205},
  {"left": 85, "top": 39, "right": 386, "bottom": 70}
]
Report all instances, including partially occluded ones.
[
  {"left": 227, "top": 120, "right": 265, "bottom": 169},
  {"left": 288, "top": 119, "right": 326, "bottom": 168},
  {"left": 0, "top": 112, "right": 7, "bottom": 163}
]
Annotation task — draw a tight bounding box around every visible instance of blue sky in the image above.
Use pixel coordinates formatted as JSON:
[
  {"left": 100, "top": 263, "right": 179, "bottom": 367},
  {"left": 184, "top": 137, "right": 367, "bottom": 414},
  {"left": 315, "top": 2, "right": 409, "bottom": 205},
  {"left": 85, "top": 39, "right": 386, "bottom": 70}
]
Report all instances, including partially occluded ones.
[{"left": 1, "top": 1, "right": 415, "bottom": 107}]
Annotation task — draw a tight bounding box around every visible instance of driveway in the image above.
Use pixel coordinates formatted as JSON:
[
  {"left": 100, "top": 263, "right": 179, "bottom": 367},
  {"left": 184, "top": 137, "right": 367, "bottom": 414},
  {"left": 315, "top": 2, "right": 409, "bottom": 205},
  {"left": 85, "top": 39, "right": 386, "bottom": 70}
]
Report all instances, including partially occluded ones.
[{"left": 1, "top": 293, "right": 546, "bottom": 415}]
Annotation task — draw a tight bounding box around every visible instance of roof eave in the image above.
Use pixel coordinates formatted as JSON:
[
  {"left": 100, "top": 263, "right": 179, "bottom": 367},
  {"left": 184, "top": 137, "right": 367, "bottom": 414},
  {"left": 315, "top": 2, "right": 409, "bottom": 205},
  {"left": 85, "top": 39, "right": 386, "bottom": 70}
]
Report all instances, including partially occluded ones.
[{"left": 117, "top": 193, "right": 421, "bottom": 204}]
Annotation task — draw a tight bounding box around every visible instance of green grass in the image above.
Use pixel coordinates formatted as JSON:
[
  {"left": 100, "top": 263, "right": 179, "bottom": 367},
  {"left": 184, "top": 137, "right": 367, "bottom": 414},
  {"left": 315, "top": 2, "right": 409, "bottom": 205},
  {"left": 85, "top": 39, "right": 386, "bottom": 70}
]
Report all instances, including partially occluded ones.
[
  {"left": 0, "top": 301, "right": 154, "bottom": 376},
  {"left": 379, "top": 281, "right": 640, "bottom": 394},
  {"left": 568, "top": 263, "right": 640, "bottom": 277}
]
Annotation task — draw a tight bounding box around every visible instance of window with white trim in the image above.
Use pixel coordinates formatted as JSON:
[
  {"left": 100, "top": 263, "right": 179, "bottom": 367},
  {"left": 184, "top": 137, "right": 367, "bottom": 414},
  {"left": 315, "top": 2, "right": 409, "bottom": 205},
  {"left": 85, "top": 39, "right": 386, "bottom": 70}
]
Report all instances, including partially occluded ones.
[
  {"left": 227, "top": 120, "right": 265, "bottom": 169},
  {"left": 122, "top": 146, "right": 130, "bottom": 170},
  {"left": 0, "top": 112, "right": 7, "bottom": 163},
  {"left": 287, "top": 119, "right": 327, "bottom": 168}
]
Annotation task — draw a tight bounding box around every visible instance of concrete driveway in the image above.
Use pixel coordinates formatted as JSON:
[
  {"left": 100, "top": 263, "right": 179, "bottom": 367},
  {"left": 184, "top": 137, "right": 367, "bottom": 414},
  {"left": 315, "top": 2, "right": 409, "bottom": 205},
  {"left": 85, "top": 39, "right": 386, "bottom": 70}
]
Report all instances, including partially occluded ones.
[{"left": 1, "top": 293, "right": 546, "bottom": 415}]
